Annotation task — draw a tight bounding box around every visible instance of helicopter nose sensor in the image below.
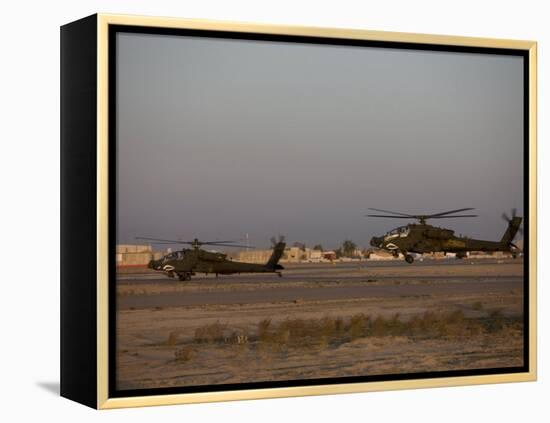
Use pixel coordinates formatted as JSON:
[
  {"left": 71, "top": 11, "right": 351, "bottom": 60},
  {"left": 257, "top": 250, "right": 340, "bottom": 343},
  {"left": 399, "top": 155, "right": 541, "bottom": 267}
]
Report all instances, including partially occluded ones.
[{"left": 370, "top": 236, "right": 383, "bottom": 247}]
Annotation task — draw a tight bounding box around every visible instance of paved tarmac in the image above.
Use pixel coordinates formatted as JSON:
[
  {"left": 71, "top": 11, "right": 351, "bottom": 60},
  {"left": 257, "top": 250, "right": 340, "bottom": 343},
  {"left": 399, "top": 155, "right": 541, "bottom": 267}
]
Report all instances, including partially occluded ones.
[
  {"left": 117, "top": 259, "right": 524, "bottom": 310},
  {"left": 118, "top": 278, "right": 521, "bottom": 310}
]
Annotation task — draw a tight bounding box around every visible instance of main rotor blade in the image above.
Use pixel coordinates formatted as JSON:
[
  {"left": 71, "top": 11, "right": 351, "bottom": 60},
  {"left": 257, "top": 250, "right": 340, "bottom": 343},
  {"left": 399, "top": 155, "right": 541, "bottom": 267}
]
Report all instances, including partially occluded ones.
[
  {"left": 428, "top": 208, "right": 475, "bottom": 217},
  {"left": 206, "top": 243, "right": 255, "bottom": 248},
  {"left": 135, "top": 237, "right": 193, "bottom": 244},
  {"left": 144, "top": 241, "right": 185, "bottom": 245},
  {"left": 428, "top": 214, "right": 478, "bottom": 218},
  {"left": 136, "top": 237, "right": 253, "bottom": 247},
  {"left": 367, "top": 208, "right": 415, "bottom": 217},
  {"left": 366, "top": 214, "right": 413, "bottom": 218}
]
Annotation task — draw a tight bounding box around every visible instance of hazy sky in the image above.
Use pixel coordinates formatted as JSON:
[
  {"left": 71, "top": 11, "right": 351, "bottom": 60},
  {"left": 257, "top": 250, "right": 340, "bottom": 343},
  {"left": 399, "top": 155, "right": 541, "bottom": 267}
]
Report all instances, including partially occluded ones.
[{"left": 116, "top": 32, "right": 524, "bottom": 249}]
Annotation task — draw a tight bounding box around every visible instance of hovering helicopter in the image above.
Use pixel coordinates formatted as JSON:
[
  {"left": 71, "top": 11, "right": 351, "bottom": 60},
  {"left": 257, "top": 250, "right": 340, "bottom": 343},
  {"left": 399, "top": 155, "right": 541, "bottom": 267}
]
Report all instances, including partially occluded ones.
[
  {"left": 136, "top": 236, "right": 286, "bottom": 281},
  {"left": 367, "top": 208, "right": 522, "bottom": 263}
]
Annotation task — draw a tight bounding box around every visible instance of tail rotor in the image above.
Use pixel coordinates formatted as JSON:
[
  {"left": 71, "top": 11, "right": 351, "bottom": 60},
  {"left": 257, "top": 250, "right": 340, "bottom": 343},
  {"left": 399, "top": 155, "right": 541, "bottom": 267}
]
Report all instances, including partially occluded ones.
[
  {"left": 270, "top": 235, "right": 286, "bottom": 248},
  {"left": 501, "top": 208, "right": 523, "bottom": 238},
  {"left": 500, "top": 209, "right": 523, "bottom": 254},
  {"left": 267, "top": 235, "right": 286, "bottom": 272}
]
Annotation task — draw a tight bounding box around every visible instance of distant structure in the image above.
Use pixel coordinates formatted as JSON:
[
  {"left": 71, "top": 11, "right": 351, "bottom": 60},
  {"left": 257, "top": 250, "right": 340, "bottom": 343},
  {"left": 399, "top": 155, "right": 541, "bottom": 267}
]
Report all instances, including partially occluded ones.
[
  {"left": 364, "top": 247, "right": 522, "bottom": 261},
  {"left": 237, "top": 247, "right": 359, "bottom": 263},
  {"left": 285, "top": 246, "right": 308, "bottom": 263},
  {"left": 309, "top": 249, "right": 323, "bottom": 262},
  {"left": 116, "top": 244, "right": 163, "bottom": 267},
  {"left": 322, "top": 250, "right": 337, "bottom": 261},
  {"left": 365, "top": 249, "right": 401, "bottom": 260},
  {"left": 235, "top": 249, "right": 273, "bottom": 264},
  {"left": 238, "top": 246, "right": 311, "bottom": 263},
  {"left": 116, "top": 239, "right": 520, "bottom": 268}
]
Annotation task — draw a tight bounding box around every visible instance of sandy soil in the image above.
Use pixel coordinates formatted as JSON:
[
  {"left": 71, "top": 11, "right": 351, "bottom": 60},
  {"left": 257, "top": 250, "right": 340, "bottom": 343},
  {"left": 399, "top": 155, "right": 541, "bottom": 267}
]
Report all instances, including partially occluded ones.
[{"left": 115, "top": 259, "right": 524, "bottom": 390}]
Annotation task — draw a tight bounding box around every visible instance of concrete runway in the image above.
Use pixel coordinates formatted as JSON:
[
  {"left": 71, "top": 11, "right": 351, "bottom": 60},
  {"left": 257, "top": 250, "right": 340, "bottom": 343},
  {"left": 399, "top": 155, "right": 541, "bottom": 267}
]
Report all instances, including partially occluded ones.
[
  {"left": 118, "top": 278, "right": 521, "bottom": 310},
  {"left": 117, "top": 259, "right": 524, "bottom": 310}
]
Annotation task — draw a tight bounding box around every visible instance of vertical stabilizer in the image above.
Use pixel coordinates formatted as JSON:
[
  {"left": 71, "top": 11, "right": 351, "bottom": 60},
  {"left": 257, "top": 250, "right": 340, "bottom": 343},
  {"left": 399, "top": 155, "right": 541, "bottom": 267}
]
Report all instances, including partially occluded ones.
[
  {"left": 501, "top": 216, "right": 522, "bottom": 245},
  {"left": 267, "top": 242, "right": 286, "bottom": 268}
]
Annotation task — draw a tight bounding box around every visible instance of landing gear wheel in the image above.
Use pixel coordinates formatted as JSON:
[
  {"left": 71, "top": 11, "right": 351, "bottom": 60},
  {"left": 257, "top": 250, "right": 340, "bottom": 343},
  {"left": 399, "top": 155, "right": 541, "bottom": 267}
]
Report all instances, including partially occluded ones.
[
  {"left": 277, "top": 272, "right": 283, "bottom": 278},
  {"left": 405, "top": 254, "right": 414, "bottom": 264},
  {"left": 178, "top": 273, "right": 192, "bottom": 281}
]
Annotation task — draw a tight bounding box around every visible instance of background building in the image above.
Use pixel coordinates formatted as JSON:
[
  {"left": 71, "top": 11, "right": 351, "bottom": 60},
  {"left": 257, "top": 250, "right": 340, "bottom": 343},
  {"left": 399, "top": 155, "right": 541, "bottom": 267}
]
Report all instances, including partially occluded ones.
[
  {"left": 236, "top": 249, "right": 273, "bottom": 264},
  {"left": 116, "top": 244, "right": 163, "bottom": 267}
]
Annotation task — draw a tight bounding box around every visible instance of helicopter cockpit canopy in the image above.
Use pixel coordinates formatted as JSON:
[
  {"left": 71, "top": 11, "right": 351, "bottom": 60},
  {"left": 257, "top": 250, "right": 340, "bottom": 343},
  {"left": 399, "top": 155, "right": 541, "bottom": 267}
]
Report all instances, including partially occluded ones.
[
  {"left": 163, "top": 250, "right": 185, "bottom": 261},
  {"left": 384, "top": 226, "right": 410, "bottom": 240}
]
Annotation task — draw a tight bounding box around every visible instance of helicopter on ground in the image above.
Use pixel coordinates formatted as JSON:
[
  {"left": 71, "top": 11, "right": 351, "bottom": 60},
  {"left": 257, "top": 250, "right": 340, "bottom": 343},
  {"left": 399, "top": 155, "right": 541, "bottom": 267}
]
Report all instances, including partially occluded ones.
[
  {"left": 367, "top": 208, "right": 522, "bottom": 263},
  {"left": 136, "top": 236, "right": 286, "bottom": 281}
]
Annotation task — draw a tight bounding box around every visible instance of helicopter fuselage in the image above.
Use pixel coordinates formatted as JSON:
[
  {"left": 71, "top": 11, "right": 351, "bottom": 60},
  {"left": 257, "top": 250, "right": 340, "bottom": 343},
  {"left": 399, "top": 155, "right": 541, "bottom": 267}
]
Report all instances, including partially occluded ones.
[
  {"left": 148, "top": 243, "right": 286, "bottom": 281},
  {"left": 370, "top": 220, "right": 521, "bottom": 263}
]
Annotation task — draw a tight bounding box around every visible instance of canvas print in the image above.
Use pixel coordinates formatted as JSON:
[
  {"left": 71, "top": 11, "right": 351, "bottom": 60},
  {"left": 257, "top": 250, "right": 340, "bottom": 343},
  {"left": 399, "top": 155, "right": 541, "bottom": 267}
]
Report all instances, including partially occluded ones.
[{"left": 114, "top": 31, "right": 526, "bottom": 392}]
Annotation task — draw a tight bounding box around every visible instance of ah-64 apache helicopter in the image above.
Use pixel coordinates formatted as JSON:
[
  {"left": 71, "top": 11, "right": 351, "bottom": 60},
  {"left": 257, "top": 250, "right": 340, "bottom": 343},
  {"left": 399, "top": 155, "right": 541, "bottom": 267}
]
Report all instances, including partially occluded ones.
[
  {"left": 367, "top": 208, "right": 522, "bottom": 264},
  {"left": 136, "top": 236, "right": 286, "bottom": 281}
]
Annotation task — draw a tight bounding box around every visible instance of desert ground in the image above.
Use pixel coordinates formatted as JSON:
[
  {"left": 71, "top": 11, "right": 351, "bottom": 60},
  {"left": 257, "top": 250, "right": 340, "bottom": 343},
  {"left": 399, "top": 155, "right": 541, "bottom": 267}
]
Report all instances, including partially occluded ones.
[{"left": 115, "top": 258, "right": 524, "bottom": 391}]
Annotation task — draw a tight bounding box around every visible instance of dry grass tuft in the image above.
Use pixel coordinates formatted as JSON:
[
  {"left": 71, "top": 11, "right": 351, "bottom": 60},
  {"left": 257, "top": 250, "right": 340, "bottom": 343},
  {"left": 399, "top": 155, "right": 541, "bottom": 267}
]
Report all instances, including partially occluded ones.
[
  {"left": 257, "top": 317, "right": 342, "bottom": 350},
  {"left": 194, "top": 321, "right": 227, "bottom": 344},
  {"left": 472, "top": 301, "right": 484, "bottom": 311},
  {"left": 258, "top": 318, "right": 272, "bottom": 341},
  {"left": 166, "top": 331, "right": 179, "bottom": 346},
  {"left": 485, "top": 308, "right": 505, "bottom": 333},
  {"left": 174, "top": 346, "right": 195, "bottom": 362},
  {"left": 189, "top": 309, "right": 521, "bottom": 354},
  {"left": 349, "top": 313, "right": 370, "bottom": 340}
]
